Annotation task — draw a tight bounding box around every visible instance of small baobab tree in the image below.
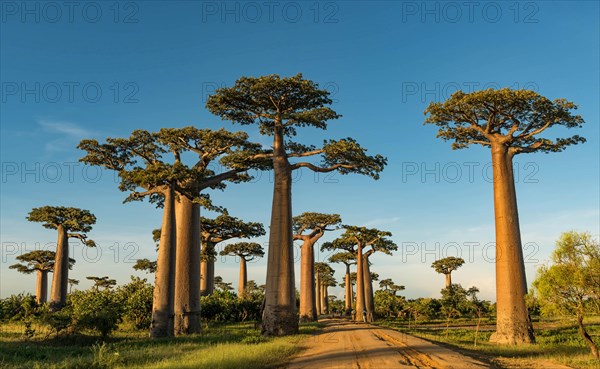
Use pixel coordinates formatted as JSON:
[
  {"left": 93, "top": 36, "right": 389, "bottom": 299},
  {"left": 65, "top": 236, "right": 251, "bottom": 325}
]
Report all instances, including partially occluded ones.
[
  {"left": 214, "top": 276, "right": 233, "bottom": 292},
  {"left": 329, "top": 251, "right": 356, "bottom": 315},
  {"left": 27, "top": 206, "right": 96, "bottom": 310},
  {"left": 379, "top": 278, "right": 405, "bottom": 296},
  {"left": 134, "top": 258, "right": 157, "bottom": 274},
  {"left": 68, "top": 278, "right": 79, "bottom": 293},
  {"left": 201, "top": 214, "right": 265, "bottom": 295},
  {"left": 10, "top": 250, "right": 74, "bottom": 304},
  {"left": 219, "top": 242, "right": 265, "bottom": 299},
  {"left": 87, "top": 276, "right": 117, "bottom": 291},
  {"left": 294, "top": 212, "right": 341, "bottom": 322},
  {"left": 320, "top": 272, "right": 337, "bottom": 315},
  {"left": 425, "top": 88, "right": 586, "bottom": 344},
  {"left": 323, "top": 226, "right": 395, "bottom": 322},
  {"left": 314, "top": 262, "right": 334, "bottom": 315},
  {"left": 80, "top": 127, "right": 264, "bottom": 336},
  {"left": 431, "top": 257, "right": 465, "bottom": 289},
  {"left": 207, "top": 74, "right": 387, "bottom": 335}
]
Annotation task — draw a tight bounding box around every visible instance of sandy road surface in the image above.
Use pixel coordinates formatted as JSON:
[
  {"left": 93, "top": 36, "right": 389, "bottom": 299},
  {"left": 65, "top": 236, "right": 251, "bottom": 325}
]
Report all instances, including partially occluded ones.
[{"left": 286, "top": 319, "right": 490, "bottom": 369}]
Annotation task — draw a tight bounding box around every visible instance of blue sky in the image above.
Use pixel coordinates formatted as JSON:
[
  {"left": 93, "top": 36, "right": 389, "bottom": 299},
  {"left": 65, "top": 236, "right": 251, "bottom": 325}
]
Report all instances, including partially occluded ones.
[{"left": 1, "top": 1, "right": 598, "bottom": 301}]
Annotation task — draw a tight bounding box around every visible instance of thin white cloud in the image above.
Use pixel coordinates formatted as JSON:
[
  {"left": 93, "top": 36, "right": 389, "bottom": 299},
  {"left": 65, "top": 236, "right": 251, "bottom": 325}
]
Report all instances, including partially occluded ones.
[{"left": 38, "top": 120, "right": 92, "bottom": 138}]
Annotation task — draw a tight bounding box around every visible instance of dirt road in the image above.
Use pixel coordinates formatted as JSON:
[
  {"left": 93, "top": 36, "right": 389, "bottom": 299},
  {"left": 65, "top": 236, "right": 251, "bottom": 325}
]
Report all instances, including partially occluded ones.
[{"left": 286, "top": 319, "right": 489, "bottom": 369}]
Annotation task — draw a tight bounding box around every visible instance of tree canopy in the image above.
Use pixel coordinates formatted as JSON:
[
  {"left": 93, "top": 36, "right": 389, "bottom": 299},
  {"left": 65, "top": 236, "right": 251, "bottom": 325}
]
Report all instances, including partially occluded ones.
[
  {"left": 424, "top": 88, "right": 586, "bottom": 154},
  {"left": 206, "top": 74, "right": 387, "bottom": 178},
  {"left": 27, "top": 206, "right": 96, "bottom": 246},
  {"left": 9, "top": 250, "right": 74, "bottom": 274},
  {"left": 220, "top": 242, "right": 265, "bottom": 261},
  {"left": 431, "top": 257, "right": 465, "bottom": 275}
]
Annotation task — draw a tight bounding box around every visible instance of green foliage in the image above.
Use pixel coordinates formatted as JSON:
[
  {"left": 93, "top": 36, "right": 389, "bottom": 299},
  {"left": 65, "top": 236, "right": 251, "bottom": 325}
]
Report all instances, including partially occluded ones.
[
  {"left": 86, "top": 276, "right": 117, "bottom": 291},
  {"left": 40, "top": 307, "right": 73, "bottom": 335},
  {"left": 533, "top": 231, "right": 600, "bottom": 319},
  {"left": 69, "top": 290, "right": 122, "bottom": 338},
  {"left": 27, "top": 206, "right": 96, "bottom": 232},
  {"left": 0, "top": 294, "right": 38, "bottom": 321},
  {"left": 206, "top": 73, "right": 340, "bottom": 135},
  {"left": 424, "top": 88, "right": 586, "bottom": 154},
  {"left": 220, "top": 242, "right": 265, "bottom": 261},
  {"left": 9, "top": 250, "right": 64, "bottom": 274},
  {"left": 133, "top": 258, "right": 157, "bottom": 273},
  {"left": 114, "top": 276, "right": 153, "bottom": 329},
  {"left": 200, "top": 290, "right": 263, "bottom": 322},
  {"left": 374, "top": 290, "right": 405, "bottom": 318},
  {"left": 206, "top": 74, "right": 387, "bottom": 179},
  {"left": 431, "top": 257, "right": 465, "bottom": 275}
]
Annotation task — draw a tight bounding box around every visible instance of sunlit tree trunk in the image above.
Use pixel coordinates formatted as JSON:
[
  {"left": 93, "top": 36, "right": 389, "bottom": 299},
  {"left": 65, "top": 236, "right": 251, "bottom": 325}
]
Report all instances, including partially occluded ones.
[
  {"left": 200, "top": 259, "right": 209, "bottom": 296},
  {"left": 363, "top": 256, "right": 375, "bottom": 322},
  {"left": 238, "top": 257, "right": 247, "bottom": 299},
  {"left": 150, "top": 186, "right": 177, "bottom": 338},
  {"left": 445, "top": 273, "right": 452, "bottom": 289},
  {"left": 299, "top": 239, "right": 318, "bottom": 322},
  {"left": 200, "top": 242, "right": 216, "bottom": 296},
  {"left": 355, "top": 244, "right": 365, "bottom": 321},
  {"left": 344, "top": 264, "right": 352, "bottom": 314},
  {"left": 489, "top": 144, "right": 535, "bottom": 344},
  {"left": 262, "top": 125, "right": 298, "bottom": 335},
  {"left": 36, "top": 270, "right": 48, "bottom": 304},
  {"left": 50, "top": 225, "right": 69, "bottom": 310},
  {"left": 315, "top": 272, "right": 322, "bottom": 315},
  {"left": 577, "top": 314, "right": 599, "bottom": 358},
  {"left": 174, "top": 195, "right": 201, "bottom": 335},
  {"left": 321, "top": 285, "right": 329, "bottom": 314}
]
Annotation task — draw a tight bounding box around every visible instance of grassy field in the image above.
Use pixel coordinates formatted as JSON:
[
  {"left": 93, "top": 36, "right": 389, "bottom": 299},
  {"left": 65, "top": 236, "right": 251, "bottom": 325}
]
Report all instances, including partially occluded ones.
[
  {"left": 377, "top": 317, "right": 600, "bottom": 369},
  {"left": 0, "top": 321, "right": 323, "bottom": 369}
]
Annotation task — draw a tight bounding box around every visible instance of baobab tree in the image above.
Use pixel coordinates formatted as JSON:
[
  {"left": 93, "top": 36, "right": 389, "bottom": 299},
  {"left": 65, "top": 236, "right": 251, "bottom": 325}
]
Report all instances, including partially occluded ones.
[
  {"left": 322, "top": 226, "right": 395, "bottom": 322},
  {"left": 379, "top": 278, "right": 405, "bottom": 296},
  {"left": 329, "top": 251, "right": 356, "bottom": 314},
  {"left": 10, "top": 250, "right": 74, "bottom": 304},
  {"left": 320, "top": 273, "right": 337, "bottom": 315},
  {"left": 214, "top": 276, "right": 233, "bottom": 292},
  {"left": 314, "top": 262, "right": 334, "bottom": 315},
  {"left": 207, "top": 74, "right": 387, "bottom": 335},
  {"left": 79, "top": 127, "right": 264, "bottom": 336},
  {"left": 68, "top": 278, "right": 79, "bottom": 293},
  {"left": 87, "top": 276, "right": 117, "bottom": 291},
  {"left": 431, "top": 257, "right": 465, "bottom": 289},
  {"left": 27, "top": 206, "right": 96, "bottom": 310},
  {"left": 425, "top": 89, "right": 586, "bottom": 344},
  {"left": 294, "top": 212, "right": 341, "bottom": 322},
  {"left": 134, "top": 258, "right": 157, "bottom": 274},
  {"left": 219, "top": 242, "right": 265, "bottom": 299},
  {"left": 201, "top": 214, "right": 265, "bottom": 295}
]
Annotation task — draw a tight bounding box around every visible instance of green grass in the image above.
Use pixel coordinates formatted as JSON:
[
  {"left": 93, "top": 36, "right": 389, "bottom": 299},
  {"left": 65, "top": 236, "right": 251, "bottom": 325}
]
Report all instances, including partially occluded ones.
[
  {"left": 376, "top": 317, "right": 600, "bottom": 369},
  {"left": 0, "top": 321, "right": 323, "bottom": 369}
]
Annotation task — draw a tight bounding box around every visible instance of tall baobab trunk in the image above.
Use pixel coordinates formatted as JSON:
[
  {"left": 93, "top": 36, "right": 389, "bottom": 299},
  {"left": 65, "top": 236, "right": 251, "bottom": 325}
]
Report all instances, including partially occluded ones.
[
  {"left": 262, "top": 126, "right": 298, "bottom": 335},
  {"left": 150, "top": 187, "right": 177, "bottom": 338},
  {"left": 355, "top": 243, "right": 365, "bottom": 321},
  {"left": 321, "top": 284, "right": 328, "bottom": 314},
  {"left": 238, "top": 257, "right": 247, "bottom": 299},
  {"left": 50, "top": 225, "right": 69, "bottom": 310},
  {"left": 315, "top": 272, "right": 322, "bottom": 315},
  {"left": 200, "top": 259, "right": 209, "bottom": 296},
  {"left": 489, "top": 144, "right": 535, "bottom": 344},
  {"left": 174, "top": 195, "right": 201, "bottom": 335},
  {"left": 445, "top": 273, "right": 452, "bottom": 289},
  {"left": 200, "top": 248, "right": 216, "bottom": 296},
  {"left": 344, "top": 264, "right": 352, "bottom": 314},
  {"left": 36, "top": 270, "right": 48, "bottom": 304},
  {"left": 299, "top": 239, "right": 318, "bottom": 322},
  {"left": 363, "top": 256, "right": 375, "bottom": 322}
]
